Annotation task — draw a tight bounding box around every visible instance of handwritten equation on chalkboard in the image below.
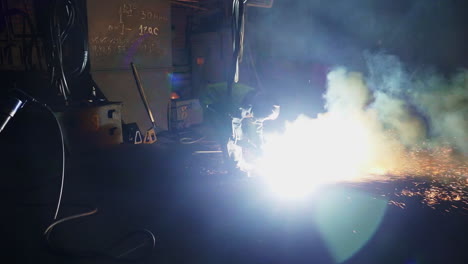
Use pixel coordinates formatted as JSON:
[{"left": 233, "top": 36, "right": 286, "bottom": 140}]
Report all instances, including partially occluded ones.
[{"left": 87, "top": 0, "right": 171, "bottom": 70}]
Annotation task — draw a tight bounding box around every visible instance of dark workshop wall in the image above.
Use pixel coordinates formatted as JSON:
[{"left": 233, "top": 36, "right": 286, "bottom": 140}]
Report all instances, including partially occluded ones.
[
  {"left": 87, "top": 0, "right": 172, "bottom": 130},
  {"left": 0, "top": 0, "right": 46, "bottom": 72},
  {"left": 191, "top": 29, "right": 231, "bottom": 96},
  {"left": 170, "top": 6, "right": 193, "bottom": 98}
]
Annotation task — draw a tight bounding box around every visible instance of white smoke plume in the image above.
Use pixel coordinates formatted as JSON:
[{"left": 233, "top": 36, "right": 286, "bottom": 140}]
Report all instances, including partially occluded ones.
[
  {"left": 365, "top": 53, "right": 468, "bottom": 154},
  {"left": 411, "top": 71, "right": 468, "bottom": 153},
  {"left": 254, "top": 54, "right": 467, "bottom": 185},
  {"left": 320, "top": 67, "right": 410, "bottom": 175}
]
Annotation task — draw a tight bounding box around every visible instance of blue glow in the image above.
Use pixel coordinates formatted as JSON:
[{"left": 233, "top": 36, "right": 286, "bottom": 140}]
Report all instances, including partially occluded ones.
[{"left": 313, "top": 187, "right": 388, "bottom": 263}]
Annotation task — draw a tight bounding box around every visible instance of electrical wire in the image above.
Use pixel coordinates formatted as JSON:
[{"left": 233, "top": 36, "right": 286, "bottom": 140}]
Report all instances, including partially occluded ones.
[
  {"left": 14, "top": 89, "right": 65, "bottom": 220},
  {"left": 48, "top": 0, "right": 69, "bottom": 102},
  {"left": 43, "top": 103, "right": 65, "bottom": 220},
  {"left": 106, "top": 229, "right": 156, "bottom": 261},
  {"left": 47, "top": 0, "right": 88, "bottom": 103},
  {"left": 13, "top": 89, "right": 156, "bottom": 261},
  {"left": 43, "top": 209, "right": 156, "bottom": 261},
  {"left": 175, "top": 129, "right": 206, "bottom": 144},
  {"left": 44, "top": 208, "right": 98, "bottom": 237},
  {"left": 180, "top": 136, "right": 206, "bottom": 144}
]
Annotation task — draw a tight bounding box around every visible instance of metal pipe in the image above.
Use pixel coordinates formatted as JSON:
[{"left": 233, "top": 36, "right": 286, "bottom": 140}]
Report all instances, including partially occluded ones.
[
  {"left": 247, "top": 0, "right": 274, "bottom": 8},
  {"left": 130, "top": 62, "right": 157, "bottom": 127},
  {"left": 171, "top": 1, "right": 208, "bottom": 11}
]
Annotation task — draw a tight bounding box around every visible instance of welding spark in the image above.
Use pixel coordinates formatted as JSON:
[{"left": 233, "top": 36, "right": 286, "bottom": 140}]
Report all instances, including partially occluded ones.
[
  {"left": 254, "top": 113, "right": 394, "bottom": 199},
  {"left": 247, "top": 65, "right": 468, "bottom": 205},
  {"left": 252, "top": 113, "right": 467, "bottom": 206}
]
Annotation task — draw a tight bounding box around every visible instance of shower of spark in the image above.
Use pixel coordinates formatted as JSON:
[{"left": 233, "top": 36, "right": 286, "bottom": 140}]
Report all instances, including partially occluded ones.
[
  {"left": 253, "top": 113, "right": 467, "bottom": 206},
  {"left": 247, "top": 59, "right": 468, "bottom": 206},
  {"left": 388, "top": 146, "right": 468, "bottom": 212}
]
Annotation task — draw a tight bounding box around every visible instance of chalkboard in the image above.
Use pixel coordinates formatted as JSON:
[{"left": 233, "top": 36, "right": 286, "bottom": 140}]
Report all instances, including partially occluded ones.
[{"left": 87, "top": 0, "right": 172, "bottom": 70}]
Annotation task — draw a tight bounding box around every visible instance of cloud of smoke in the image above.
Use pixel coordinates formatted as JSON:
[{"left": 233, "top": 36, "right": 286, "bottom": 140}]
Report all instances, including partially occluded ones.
[
  {"left": 411, "top": 70, "right": 468, "bottom": 153},
  {"left": 254, "top": 54, "right": 466, "bottom": 184},
  {"left": 372, "top": 93, "right": 424, "bottom": 146},
  {"left": 320, "top": 67, "right": 408, "bottom": 175},
  {"left": 364, "top": 53, "right": 468, "bottom": 154},
  {"left": 234, "top": 53, "right": 466, "bottom": 187},
  {"left": 312, "top": 53, "right": 467, "bottom": 178},
  {"left": 324, "top": 68, "right": 371, "bottom": 112}
]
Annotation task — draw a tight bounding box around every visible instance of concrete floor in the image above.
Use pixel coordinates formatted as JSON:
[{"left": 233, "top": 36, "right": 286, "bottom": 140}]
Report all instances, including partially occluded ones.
[{"left": 1, "top": 115, "right": 467, "bottom": 264}]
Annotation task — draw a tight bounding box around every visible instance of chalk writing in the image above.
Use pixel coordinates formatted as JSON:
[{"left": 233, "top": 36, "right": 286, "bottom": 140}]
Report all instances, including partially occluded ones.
[
  {"left": 140, "top": 10, "right": 168, "bottom": 21},
  {"left": 108, "top": 24, "right": 133, "bottom": 35},
  {"left": 119, "top": 3, "right": 137, "bottom": 23},
  {"left": 139, "top": 25, "right": 159, "bottom": 36},
  {"left": 88, "top": 0, "right": 171, "bottom": 69},
  {"left": 91, "top": 41, "right": 165, "bottom": 57}
]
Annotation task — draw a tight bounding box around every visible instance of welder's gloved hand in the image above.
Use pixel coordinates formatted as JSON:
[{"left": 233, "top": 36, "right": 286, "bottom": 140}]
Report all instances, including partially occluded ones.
[
  {"left": 256, "top": 104, "right": 280, "bottom": 122},
  {"left": 242, "top": 91, "right": 280, "bottom": 121}
]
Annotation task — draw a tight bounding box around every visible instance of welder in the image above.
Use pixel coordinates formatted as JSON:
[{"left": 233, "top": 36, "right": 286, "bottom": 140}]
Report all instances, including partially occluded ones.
[{"left": 227, "top": 91, "right": 280, "bottom": 174}]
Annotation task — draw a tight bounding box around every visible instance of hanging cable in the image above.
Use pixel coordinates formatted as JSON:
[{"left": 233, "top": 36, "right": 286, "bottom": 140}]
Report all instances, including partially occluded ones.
[
  {"left": 228, "top": 0, "right": 248, "bottom": 97},
  {"left": 11, "top": 89, "right": 156, "bottom": 261},
  {"left": 14, "top": 89, "right": 65, "bottom": 219},
  {"left": 46, "top": 0, "right": 85, "bottom": 104}
]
